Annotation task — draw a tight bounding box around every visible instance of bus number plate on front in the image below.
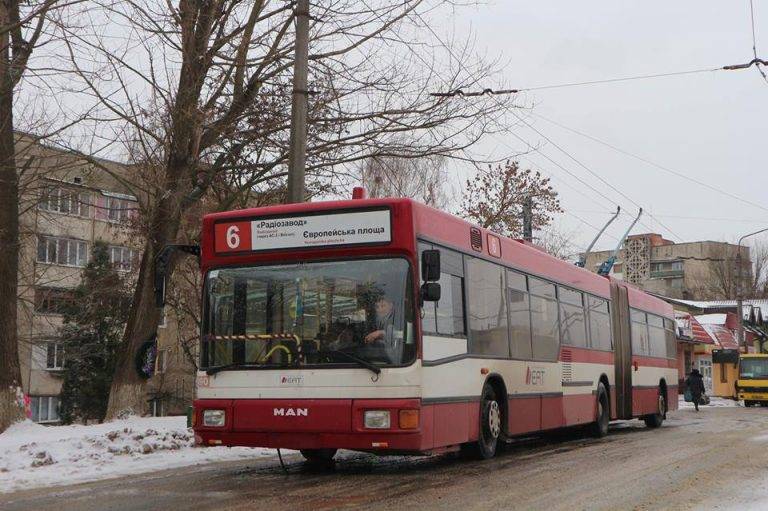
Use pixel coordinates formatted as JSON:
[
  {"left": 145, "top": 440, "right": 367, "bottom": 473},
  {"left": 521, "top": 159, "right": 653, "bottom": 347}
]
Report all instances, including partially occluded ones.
[{"left": 214, "top": 209, "right": 391, "bottom": 253}]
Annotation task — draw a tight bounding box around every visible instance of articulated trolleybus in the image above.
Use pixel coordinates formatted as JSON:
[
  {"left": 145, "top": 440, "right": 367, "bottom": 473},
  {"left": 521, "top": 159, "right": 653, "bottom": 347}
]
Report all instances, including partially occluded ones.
[{"left": 184, "top": 190, "right": 678, "bottom": 461}]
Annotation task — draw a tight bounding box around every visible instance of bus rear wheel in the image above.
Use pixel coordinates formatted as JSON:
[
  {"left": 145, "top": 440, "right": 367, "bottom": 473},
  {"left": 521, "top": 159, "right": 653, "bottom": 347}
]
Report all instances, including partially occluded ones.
[
  {"left": 644, "top": 387, "right": 666, "bottom": 428},
  {"left": 463, "top": 383, "right": 501, "bottom": 459},
  {"left": 590, "top": 383, "right": 610, "bottom": 438},
  {"left": 300, "top": 448, "right": 337, "bottom": 464}
]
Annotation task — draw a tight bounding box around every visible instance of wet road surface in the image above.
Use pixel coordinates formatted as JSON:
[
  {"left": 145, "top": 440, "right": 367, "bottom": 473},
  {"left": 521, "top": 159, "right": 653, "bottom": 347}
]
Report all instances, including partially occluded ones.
[{"left": 3, "top": 405, "right": 768, "bottom": 510}]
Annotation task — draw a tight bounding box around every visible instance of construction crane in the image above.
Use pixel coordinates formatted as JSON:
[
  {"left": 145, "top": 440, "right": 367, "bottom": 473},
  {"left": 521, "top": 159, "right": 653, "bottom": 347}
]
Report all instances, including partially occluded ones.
[
  {"left": 575, "top": 206, "right": 621, "bottom": 268},
  {"left": 597, "top": 208, "right": 643, "bottom": 277}
]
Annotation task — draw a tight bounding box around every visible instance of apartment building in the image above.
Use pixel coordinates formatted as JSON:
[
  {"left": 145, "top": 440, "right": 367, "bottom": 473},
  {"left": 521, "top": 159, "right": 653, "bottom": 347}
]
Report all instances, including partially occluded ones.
[
  {"left": 582, "top": 233, "right": 751, "bottom": 301},
  {"left": 16, "top": 134, "right": 196, "bottom": 422}
]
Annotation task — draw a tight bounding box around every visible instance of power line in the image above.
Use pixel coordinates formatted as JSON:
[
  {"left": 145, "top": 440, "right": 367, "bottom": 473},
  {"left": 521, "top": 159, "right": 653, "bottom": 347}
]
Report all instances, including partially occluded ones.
[
  {"left": 431, "top": 67, "right": 723, "bottom": 97},
  {"left": 504, "top": 107, "right": 684, "bottom": 242},
  {"left": 533, "top": 112, "right": 768, "bottom": 215}
]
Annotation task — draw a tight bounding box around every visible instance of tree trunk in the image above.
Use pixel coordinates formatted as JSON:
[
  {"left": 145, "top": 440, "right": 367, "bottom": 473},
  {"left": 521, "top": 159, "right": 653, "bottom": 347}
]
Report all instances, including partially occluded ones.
[
  {"left": 104, "top": 184, "right": 186, "bottom": 419},
  {"left": 0, "top": 3, "right": 24, "bottom": 432}
]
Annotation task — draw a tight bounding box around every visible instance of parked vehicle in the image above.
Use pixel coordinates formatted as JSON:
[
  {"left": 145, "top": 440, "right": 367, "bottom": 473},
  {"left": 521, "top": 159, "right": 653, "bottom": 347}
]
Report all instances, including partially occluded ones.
[{"left": 736, "top": 354, "right": 768, "bottom": 407}]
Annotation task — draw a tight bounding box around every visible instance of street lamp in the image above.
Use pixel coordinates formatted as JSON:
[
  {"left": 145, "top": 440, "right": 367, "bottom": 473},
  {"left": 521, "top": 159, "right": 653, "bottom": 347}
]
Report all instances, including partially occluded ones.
[{"left": 737, "top": 227, "right": 768, "bottom": 350}]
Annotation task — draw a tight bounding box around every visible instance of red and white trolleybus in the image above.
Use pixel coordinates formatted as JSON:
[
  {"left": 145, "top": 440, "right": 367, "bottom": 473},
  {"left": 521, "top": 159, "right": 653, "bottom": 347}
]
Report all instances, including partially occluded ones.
[{"left": 186, "top": 191, "right": 678, "bottom": 461}]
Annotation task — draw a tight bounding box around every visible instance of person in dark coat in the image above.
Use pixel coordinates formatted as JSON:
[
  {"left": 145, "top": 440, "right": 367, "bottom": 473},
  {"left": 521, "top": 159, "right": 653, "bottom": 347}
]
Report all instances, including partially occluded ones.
[{"left": 686, "top": 369, "right": 706, "bottom": 411}]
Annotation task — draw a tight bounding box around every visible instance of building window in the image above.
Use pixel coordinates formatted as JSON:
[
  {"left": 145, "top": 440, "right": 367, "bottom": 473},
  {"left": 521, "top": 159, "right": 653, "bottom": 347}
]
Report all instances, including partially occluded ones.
[
  {"left": 106, "top": 197, "right": 135, "bottom": 223},
  {"left": 109, "top": 246, "right": 138, "bottom": 272},
  {"left": 46, "top": 343, "right": 65, "bottom": 370},
  {"left": 37, "top": 236, "right": 88, "bottom": 267},
  {"left": 30, "top": 396, "right": 60, "bottom": 423},
  {"left": 35, "top": 287, "right": 76, "bottom": 314},
  {"left": 39, "top": 186, "right": 90, "bottom": 218}
]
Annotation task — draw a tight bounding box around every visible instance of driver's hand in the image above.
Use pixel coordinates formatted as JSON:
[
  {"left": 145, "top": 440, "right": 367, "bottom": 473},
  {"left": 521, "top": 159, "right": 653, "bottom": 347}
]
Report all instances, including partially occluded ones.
[{"left": 364, "top": 330, "right": 384, "bottom": 344}]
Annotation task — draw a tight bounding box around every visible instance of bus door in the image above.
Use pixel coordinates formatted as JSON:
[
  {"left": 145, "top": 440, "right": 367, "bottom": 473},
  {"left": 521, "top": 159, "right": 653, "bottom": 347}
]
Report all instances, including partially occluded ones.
[{"left": 610, "top": 282, "right": 633, "bottom": 419}]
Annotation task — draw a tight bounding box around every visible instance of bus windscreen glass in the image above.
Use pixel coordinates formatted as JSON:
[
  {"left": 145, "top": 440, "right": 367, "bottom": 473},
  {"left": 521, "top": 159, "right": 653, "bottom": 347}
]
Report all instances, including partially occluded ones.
[
  {"left": 202, "top": 258, "right": 415, "bottom": 369},
  {"left": 739, "top": 358, "right": 768, "bottom": 379}
]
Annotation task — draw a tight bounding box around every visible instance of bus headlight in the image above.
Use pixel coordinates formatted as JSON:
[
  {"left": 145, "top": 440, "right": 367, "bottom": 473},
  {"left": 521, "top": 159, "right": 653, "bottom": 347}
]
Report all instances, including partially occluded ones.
[
  {"left": 364, "top": 410, "right": 391, "bottom": 429},
  {"left": 203, "top": 409, "right": 226, "bottom": 427}
]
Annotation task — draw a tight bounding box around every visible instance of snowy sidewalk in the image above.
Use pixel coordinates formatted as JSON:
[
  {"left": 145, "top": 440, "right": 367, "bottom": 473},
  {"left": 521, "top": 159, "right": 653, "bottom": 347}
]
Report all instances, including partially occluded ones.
[
  {"left": 0, "top": 416, "right": 277, "bottom": 493},
  {"left": 677, "top": 394, "right": 741, "bottom": 410}
]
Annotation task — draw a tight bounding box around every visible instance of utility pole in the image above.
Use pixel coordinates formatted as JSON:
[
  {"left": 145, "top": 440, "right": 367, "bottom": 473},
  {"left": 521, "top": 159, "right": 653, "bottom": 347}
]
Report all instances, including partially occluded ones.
[
  {"left": 736, "top": 226, "right": 768, "bottom": 350},
  {"left": 522, "top": 197, "right": 533, "bottom": 242},
  {"left": 286, "top": 0, "right": 310, "bottom": 204}
]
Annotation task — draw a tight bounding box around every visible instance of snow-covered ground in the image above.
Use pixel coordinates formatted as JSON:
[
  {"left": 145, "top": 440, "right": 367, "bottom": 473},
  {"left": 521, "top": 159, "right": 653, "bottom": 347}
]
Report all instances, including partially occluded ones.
[
  {"left": 677, "top": 394, "right": 741, "bottom": 409},
  {"left": 0, "top": 416, "right": 277, "bottom": 493}
]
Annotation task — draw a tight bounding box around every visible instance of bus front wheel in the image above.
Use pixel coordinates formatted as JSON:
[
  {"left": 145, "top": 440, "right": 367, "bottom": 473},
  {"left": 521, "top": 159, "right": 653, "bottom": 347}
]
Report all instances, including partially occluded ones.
[
  {"left": 300, "top": 448, "right": 337, "bottom": 464},
  {"left": 463, "top": 383, "right": 501, "bottom": 460}
]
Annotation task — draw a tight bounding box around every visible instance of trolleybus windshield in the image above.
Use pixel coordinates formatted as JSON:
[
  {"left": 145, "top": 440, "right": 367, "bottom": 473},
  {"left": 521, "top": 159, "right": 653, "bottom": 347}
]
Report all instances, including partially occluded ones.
[{"left": 201, "top": 258, "right": 415, "bottom": 370}]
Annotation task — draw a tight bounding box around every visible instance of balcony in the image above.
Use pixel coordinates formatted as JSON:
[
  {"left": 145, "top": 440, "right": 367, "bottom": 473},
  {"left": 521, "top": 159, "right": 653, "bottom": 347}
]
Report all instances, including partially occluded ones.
[{"left": 650, "top": 268, "right": 684, "bottom": 279}]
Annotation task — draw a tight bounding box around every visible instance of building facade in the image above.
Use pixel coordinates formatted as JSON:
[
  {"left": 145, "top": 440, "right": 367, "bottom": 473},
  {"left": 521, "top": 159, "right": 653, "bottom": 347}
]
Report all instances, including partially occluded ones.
[
  {"left": 16, "top": 135, "right": 195, "bottom": 422},
  {"left": 583, "top": 233, "right": 752, "bottom": 300}
]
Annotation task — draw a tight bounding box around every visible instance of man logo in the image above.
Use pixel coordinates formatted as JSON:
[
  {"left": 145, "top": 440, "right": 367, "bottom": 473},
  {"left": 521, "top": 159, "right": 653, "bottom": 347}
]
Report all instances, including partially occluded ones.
[{"left": 273, "top": 408, "right": 308, "bottom": 417}]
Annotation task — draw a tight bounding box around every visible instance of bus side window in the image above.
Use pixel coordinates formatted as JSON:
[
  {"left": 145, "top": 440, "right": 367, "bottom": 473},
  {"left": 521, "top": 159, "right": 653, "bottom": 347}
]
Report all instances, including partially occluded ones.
[
  {"left": 587, "top": 296, "right": 612, "bottom": 351},
  {"left": 648, "top": 314, "right": 666, "bottom": 358},
  {"left": 418, "top": 242, "right": 438, "bottom": 333},
  {"left": 467, "top": 258, "right": 509, "bottom": 357},
  {"left": 436, "top": 272, "right": 466, "bottom": 335},
  {"left": 559, "top": 287, "right": 587, "bottom": 348},
  {"left": 506, "top": 269, "right": 532, "bottom": 359},
  {"left": 529, "top": 277, "right": 559, "bottom": 361},
  {"left": 630, "top": 309, "right": 649, "bottom": 356},
  {"left": 663, "top": 318, "right": 676, "bottom": 359}
]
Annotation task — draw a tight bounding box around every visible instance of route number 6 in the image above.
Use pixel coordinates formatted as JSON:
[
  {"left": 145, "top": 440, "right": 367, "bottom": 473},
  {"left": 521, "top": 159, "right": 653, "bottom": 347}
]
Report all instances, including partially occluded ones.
[{"left": 226, "top": 225, "right": 240, "bottom": 249}]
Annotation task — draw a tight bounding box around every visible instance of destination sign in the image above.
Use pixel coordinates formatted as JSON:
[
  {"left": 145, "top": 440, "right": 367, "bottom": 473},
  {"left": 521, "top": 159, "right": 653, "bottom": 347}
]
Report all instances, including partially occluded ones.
[{"left": 214, "top": 209, "right": 391, "bottom": 253}]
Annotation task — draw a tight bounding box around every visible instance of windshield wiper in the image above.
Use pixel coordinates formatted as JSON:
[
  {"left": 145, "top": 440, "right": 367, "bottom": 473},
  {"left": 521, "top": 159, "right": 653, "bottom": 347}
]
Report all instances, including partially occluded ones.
[
  {"left": 206, "top": 363, "right": 265, "bottom": 376},
  {"left": 319, "top": 350, "right": 381, "bottom": 375}
]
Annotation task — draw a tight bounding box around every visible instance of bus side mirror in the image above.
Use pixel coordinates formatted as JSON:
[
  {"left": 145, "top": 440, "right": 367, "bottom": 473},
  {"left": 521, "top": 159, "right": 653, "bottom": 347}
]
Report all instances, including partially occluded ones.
[
  {"left": 421, "top": 249, "right": 440, "bottom": 282},
  {"left": 154, "top": 244, "right": 201, "bottom": 307},
  {"left": 420, "top": 282, "right": 441, "bottom": 302}
]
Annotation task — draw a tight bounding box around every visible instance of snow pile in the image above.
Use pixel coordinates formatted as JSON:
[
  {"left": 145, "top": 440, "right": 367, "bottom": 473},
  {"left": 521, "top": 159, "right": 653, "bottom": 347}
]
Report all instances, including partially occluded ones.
[
  {"left": 677, "top": 394, "right": 741, "bottom": 409},
  {"left": 0, "top": 416, "right": 276, "bottom": 493}
]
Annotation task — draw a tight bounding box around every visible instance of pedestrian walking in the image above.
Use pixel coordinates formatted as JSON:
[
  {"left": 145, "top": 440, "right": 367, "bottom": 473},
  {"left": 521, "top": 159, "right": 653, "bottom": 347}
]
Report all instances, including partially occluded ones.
[{"left": 686, "top": 368, "right": 706, "bottom": 411}]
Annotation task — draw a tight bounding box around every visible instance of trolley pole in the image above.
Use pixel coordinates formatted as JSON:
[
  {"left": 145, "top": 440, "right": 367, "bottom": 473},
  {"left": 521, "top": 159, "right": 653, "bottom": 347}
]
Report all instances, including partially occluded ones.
[{"left": 286, "top": 0, "right": 310, "bottom": 204}]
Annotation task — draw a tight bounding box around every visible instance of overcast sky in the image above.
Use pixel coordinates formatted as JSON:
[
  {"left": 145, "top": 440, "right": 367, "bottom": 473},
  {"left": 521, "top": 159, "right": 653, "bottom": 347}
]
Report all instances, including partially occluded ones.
[{"left": 441, "top": 0, "right": 768, "bottom": 254}]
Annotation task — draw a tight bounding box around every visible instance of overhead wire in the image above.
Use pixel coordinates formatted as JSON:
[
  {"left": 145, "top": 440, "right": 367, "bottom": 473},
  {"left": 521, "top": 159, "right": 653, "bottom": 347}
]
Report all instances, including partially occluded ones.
[
  {"left": 502, "top": 107, "right": 684, "bottom": 242},
  {"left": 430, "top": 67, "right": 723, "bottom": 97},
  {"left": 532, "top": 112, "right": 768, "bottom": 215}
]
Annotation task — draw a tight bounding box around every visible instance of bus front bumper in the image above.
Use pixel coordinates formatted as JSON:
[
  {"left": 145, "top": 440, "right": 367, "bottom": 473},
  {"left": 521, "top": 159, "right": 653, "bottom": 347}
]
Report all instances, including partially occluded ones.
[{"left": 192, "top": 398, "right": 426, "bottom": 452}]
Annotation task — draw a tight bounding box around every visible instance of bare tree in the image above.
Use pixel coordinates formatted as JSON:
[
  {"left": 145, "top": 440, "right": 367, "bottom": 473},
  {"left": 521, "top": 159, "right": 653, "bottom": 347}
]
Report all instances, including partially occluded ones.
[
  {"left": 690, "top": 242, "right": 768, "bottom": 300},
  {"left": 52, "top": 1, "right": 518, "bottom": 417},
  {"left": 361, "top": 152, "right": 451, "bottom": 209},
  {"left": 0, "top": 1, "right": 69, "bottom": 432},
  {"left": 458, "top": 160, "right": 562, "bottom": 237},
  {"left": 536, "top": 224, "right": 580, "bottom": 261}
]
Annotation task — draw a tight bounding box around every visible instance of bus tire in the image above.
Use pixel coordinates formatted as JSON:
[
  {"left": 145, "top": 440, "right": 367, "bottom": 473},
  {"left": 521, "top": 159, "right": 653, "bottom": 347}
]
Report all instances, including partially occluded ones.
[
  {"left": 644, "top": 387, "right": 666, "bottom": 429},
  {"left": 300, "top": 448, "right": 337, "bottom": 464},
  {"left": 744, "top": 400, "right": 754, "bottom": 407},
  {"left": 464, "top": 383, "right": 501, "bottom": 459},
  {"left": 590, "top": 382, "right": 610, "bottom": 438}
]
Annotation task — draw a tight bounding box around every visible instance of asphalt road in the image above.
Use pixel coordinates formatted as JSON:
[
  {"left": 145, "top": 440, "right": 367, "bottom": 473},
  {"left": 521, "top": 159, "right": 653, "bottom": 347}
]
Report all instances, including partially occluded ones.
[{"left": 3, "top": 404, "right": 768, "bottom": 511}]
